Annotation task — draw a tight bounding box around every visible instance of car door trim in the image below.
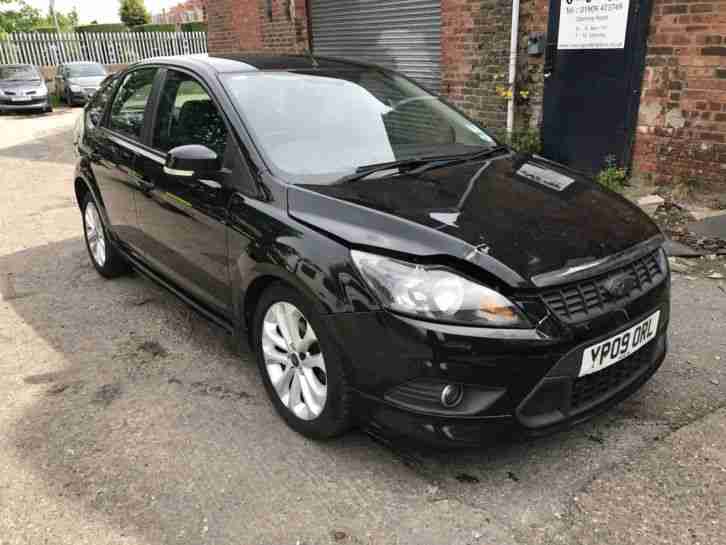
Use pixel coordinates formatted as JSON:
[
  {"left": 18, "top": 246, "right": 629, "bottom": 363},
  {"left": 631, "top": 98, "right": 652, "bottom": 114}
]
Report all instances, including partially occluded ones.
[
  {"left": 106, "top": 132, "right": 165, "bottom": 165},
  {"left": 117, "top": 245, "right": 235, "bottom": 334}
]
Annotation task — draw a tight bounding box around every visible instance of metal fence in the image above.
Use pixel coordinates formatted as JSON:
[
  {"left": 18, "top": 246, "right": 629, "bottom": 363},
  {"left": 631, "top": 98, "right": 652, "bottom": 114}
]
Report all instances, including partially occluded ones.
[{"left": 0, "top": 31, "right": 208, "bottom": 67}]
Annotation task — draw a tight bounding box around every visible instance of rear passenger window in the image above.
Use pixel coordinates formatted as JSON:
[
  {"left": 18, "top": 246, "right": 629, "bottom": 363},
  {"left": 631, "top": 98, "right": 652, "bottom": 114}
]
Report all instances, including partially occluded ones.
[
  {"left": 153, "top": 71, "right": 228, "bottom": 157},
  {"left": 108, "top": 68, "right": 157, "bottom": 140}
]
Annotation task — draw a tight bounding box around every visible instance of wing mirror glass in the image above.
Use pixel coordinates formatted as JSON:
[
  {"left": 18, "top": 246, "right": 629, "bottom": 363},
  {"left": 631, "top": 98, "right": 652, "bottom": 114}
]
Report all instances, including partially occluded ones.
[{"left": 164, "top": 145, "right": 221, "bottom": 178}]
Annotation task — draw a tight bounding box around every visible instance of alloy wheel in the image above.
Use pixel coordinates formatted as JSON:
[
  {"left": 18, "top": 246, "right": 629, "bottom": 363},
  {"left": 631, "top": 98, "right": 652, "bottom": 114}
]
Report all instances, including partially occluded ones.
[
  {"left": 261, "top": 301, "right": 328, "bottom": 420},
  {"left": 84, "top": 201, "right": 107, "bottom": 267}
]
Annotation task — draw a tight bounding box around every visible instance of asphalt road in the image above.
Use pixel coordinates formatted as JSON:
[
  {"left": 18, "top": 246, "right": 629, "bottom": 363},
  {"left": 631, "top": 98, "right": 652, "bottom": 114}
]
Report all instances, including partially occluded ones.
[{"left": 0, "top": 110, "right": 724, "bottom": 545}]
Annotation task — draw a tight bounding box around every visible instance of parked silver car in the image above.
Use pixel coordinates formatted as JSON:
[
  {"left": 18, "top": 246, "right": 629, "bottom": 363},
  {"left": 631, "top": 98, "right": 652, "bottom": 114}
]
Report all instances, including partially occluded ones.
[
  {"left": 0, "top": 64, "right": 52, "bottom": 114},
  {"left": 56, "top": 61, "right": 108, "bottom": 106}
]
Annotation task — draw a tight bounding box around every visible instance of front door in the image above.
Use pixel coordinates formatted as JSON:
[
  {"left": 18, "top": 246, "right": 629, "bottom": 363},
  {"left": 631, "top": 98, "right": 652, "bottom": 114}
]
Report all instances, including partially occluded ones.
[
  {"left": 541, "top": 0, "right": 652, "bottom": 174},
  {"left": 93, "top": 68, "right": 157, "bottom": 247},
  {"left": 134, "top": 69, "right": 232, "bottom": 316}
]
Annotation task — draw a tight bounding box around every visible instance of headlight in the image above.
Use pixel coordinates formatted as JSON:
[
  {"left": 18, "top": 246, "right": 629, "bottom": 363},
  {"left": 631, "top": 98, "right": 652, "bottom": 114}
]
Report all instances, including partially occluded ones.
[
  {"left": 351, "top": 250, "right": 530, "bottom": 327},
  {"left": 36, "top": 87, "right": 47, "bottom": 97},
  {"left": 70, "top": 85, "right": 82, "bottom": 93}
]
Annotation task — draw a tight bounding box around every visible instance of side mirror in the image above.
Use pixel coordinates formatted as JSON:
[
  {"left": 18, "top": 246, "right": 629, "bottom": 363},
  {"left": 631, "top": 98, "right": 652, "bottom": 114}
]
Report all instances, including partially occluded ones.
[{"left": 164, "top": 145, "right": 221, "bottom": 178}]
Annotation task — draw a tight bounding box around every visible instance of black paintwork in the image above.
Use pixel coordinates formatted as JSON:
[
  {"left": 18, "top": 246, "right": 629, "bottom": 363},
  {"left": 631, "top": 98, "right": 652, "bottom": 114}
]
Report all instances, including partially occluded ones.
[{"left": 74, "top": 54, "right": 670, "bottom": 444}]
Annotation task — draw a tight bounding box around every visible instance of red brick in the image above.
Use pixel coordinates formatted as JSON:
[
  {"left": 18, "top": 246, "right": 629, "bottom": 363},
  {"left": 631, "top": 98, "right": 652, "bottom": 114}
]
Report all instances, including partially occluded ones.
[{"left": 205, "top": 0, "right": 726, "bottom": 188}]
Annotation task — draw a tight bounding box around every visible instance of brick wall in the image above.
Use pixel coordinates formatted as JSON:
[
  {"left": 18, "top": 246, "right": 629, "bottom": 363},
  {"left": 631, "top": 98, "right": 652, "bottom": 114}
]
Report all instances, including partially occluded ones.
[
  {"left": 441, "top": 0, "right": 548, "bottom": 135},
  {"left": 632, "top": 0, "right": 726, "bottom": 186},
  {"left": 207, "top": 0, "right": 308, "bottom": 55},
  {"left": 206, "top": 0, "right": 725, "bottom": 185},
  {"left": 441, "top": 0, "right": 511, "bottom": 131}
]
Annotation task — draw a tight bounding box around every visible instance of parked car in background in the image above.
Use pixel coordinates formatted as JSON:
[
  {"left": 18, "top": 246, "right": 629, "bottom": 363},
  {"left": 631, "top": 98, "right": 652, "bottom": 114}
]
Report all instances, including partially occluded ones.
[
  {"left": 0, "top": 64, "right": 52, "bottom": 114},
  {"left": 56, "top": 61, "right": 108, "bottom": 106},
  {"left": 73, "top": 55, "right": 670, "bottom": 445}
]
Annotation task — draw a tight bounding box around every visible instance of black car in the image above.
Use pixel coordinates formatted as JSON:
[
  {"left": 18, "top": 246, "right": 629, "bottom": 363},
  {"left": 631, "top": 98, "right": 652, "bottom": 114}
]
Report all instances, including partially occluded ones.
[{"left": 73, "top": 54, "right": 670, "bottom": 445}]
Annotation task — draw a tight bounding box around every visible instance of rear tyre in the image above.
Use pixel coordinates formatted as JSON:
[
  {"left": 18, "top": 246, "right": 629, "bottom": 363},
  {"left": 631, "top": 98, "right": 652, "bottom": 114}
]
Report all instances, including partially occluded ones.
[
  {"left": 81, "top": 193, "right": 130, "bottom": 278},
  {"left": 253, "top": 283, "right": 353, "bottom": 440}
]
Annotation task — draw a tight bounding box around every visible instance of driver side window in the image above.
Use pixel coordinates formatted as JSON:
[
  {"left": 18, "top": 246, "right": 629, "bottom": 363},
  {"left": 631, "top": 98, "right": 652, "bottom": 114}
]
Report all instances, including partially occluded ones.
[
  {"left": 108, "top": 68, "right": 157, "bottom": 140},
  {"left": 153, "top": 70, "right": 228, "bottom": 158}
]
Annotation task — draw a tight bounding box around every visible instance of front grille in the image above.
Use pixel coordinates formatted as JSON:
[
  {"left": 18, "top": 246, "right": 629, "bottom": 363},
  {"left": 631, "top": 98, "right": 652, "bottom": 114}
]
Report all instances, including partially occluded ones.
[
  {"left": 541, "top": 250, "right": 664, "bottom": 324},
  {"left": 0, "top": 98, "right": 45, "bottom": 106},
  {"left": 571, "top": 352, "right": 651, "bottom": 411}
]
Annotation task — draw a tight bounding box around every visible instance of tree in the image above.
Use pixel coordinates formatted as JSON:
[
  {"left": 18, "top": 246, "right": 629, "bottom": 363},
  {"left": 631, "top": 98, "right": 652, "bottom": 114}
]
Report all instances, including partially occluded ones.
[
  {"left": 0, "top": 0, "right": 42, "bottom": 33},
  {"left": 119, "top": 0, "right": 150, "bottom": 28},
  {"left": 0, "top": 1, "right": 79, "bottom": 33},
  {"left": 41, "top": 6, "right": 78, "bottom": 31},
  {"left": 53, "top": 7, "right": 78, "bottom": 30}
]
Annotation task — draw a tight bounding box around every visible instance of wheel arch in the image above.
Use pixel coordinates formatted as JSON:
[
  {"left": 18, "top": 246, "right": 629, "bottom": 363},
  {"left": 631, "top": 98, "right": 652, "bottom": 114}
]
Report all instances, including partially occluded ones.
[
  {"left": 74, "top": 176, "right": 90, "bottom": 210},
  {"left": 240, "top": 267, "right": 331, "bottom": 343},
  {"left": 73, "top": 174, "right": 114, "bottom": 238}
]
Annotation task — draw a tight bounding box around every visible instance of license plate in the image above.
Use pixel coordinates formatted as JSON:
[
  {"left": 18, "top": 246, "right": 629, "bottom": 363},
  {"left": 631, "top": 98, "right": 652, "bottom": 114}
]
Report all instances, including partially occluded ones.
[
  {"left": 11, "top": 96, "right": 31, "bottom": 102},
  {"left": 579, "top": 310, "right": 660, "bottom": 377}
]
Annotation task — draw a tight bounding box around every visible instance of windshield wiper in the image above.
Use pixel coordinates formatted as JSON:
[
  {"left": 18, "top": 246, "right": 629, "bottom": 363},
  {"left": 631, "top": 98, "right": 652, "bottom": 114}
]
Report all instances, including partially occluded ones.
[
  {"left": 335, "top": 146, "right": 511, "bottom": 184},
  {"left": 464, "top": 145, "right": 510, "bottom": 161},
  {"left": 335, "top": 156, "right": 456, "bottom": 184},
  {"left": 404, "top": 145, "right": 511, "bottom": 176}
]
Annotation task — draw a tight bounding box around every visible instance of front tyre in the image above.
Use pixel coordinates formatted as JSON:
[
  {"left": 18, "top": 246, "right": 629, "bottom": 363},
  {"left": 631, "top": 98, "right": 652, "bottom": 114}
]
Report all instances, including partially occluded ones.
[
  {"left": 81, "top": 193, "right": 129, "bottom": 278},
  {"left": 253, "top": 284, "right": 353, "bottom": 440}
]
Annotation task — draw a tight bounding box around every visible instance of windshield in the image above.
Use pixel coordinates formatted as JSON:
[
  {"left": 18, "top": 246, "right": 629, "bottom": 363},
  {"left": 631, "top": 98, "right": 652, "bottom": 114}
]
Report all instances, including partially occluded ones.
[
  {"left": 68, "top": 64, "right": 107, "bottom": 78},
  {"left": 0, "top": 66, "right": 40, "bottom": 81},
  {"left": 222, "top": 69, "right": 496, "bottom": 183}
]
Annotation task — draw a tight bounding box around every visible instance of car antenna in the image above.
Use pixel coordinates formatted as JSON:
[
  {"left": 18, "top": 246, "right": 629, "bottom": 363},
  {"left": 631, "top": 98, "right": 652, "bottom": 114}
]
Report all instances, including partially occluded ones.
[{"left": 305, "top": 48, "right": 319, "bottom": 68}]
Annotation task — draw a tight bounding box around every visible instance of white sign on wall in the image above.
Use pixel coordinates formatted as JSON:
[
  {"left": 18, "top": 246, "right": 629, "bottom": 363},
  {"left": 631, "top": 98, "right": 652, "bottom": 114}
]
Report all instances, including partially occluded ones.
[{"left": 557, "top": 0, "right": 631, "bottom": 50}]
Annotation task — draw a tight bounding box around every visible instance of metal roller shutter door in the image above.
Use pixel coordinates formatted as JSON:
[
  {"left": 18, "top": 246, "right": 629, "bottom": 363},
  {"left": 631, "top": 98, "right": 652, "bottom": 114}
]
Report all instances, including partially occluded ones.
[{"left": 310, "top": 0, "right": 442, "bottom": 92}]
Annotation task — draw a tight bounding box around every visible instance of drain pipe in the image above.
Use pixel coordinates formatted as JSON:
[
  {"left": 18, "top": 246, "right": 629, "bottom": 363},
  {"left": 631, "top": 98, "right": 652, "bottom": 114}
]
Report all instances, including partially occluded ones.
[{"left": 506, "top": 0, "right": 520, "bottom": 135}]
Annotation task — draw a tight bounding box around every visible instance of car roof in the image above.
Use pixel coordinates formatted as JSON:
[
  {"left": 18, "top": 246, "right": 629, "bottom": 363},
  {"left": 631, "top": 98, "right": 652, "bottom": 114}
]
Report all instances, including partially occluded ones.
[{"left": 135, "top": 53, "right": 372, "bottom": 75}]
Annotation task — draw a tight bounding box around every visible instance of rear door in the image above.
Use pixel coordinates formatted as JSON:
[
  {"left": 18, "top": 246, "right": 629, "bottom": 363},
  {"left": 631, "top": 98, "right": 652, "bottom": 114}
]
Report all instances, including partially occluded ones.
[
  {"left": 133, "top": 68, "right": 233, "bottom": 316},
  {"left": 92, "top": 67, "right": 159, "bottom": 249}
]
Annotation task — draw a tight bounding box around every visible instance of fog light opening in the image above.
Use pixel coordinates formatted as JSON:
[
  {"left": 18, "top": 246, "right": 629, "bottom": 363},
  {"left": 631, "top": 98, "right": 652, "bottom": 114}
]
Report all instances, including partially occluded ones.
[{"left": 440, "top": 384, "right": 464, "bottom": 408}]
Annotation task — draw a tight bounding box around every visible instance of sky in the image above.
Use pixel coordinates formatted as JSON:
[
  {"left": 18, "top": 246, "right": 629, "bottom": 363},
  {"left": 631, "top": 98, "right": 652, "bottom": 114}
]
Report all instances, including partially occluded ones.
[{"left": 22, "top": 0, "right": 181, "bottom": 24}]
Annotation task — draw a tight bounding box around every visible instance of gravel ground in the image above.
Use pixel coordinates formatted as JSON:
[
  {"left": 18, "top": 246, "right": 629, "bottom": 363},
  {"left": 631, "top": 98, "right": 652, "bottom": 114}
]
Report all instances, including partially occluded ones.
[{"left": 1, "top": 110, "right": 725, "bottom": 545}]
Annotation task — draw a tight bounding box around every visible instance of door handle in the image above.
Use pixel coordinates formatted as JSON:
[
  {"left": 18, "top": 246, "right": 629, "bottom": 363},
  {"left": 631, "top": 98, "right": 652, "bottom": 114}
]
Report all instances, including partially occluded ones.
[
  {"left": 198, "top": 178, "right": 222, "bottom": 190},
  {"left": 133, "top": 176, "right": 155, "bottom": 192}
]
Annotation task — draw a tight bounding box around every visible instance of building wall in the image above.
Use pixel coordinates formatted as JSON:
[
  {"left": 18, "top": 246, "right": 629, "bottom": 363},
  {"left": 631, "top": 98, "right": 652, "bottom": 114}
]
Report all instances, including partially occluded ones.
[
  {"left": 632, "top": 0, "right": 726, "bottom": 186},
  {"left": 153, "top": 0, "right": 207, "bottom": 24},
  {"left": 207, "top": 0, "right": 308, "bottom": 55},
  {"left": 206, "top": 0, "right": 726, "bottom": 185},
  {"left": 207, "top": 0, "right": 546, "bottom": 136},
  {"left": 441, "top": 0, "right": 547, "bottom": 135}
]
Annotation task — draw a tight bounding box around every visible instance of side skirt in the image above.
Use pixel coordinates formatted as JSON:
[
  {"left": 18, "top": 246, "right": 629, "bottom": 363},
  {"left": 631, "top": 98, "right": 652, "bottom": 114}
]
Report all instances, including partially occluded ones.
[{"left": 117, "top": 246, "right": 236, "bottom": 336}]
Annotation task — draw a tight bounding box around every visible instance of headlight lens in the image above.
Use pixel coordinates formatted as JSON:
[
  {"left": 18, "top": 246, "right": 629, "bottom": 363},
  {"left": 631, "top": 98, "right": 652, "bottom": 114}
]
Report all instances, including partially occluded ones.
[
  {"left": 36, "top": 87, "right": 47, "bottom": 97},
  {"left": 351, "top": 250, "right": 530, "bottom": 327},
  {"left": 70, "top": 85, "right": 82, "bottom": 92}
]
